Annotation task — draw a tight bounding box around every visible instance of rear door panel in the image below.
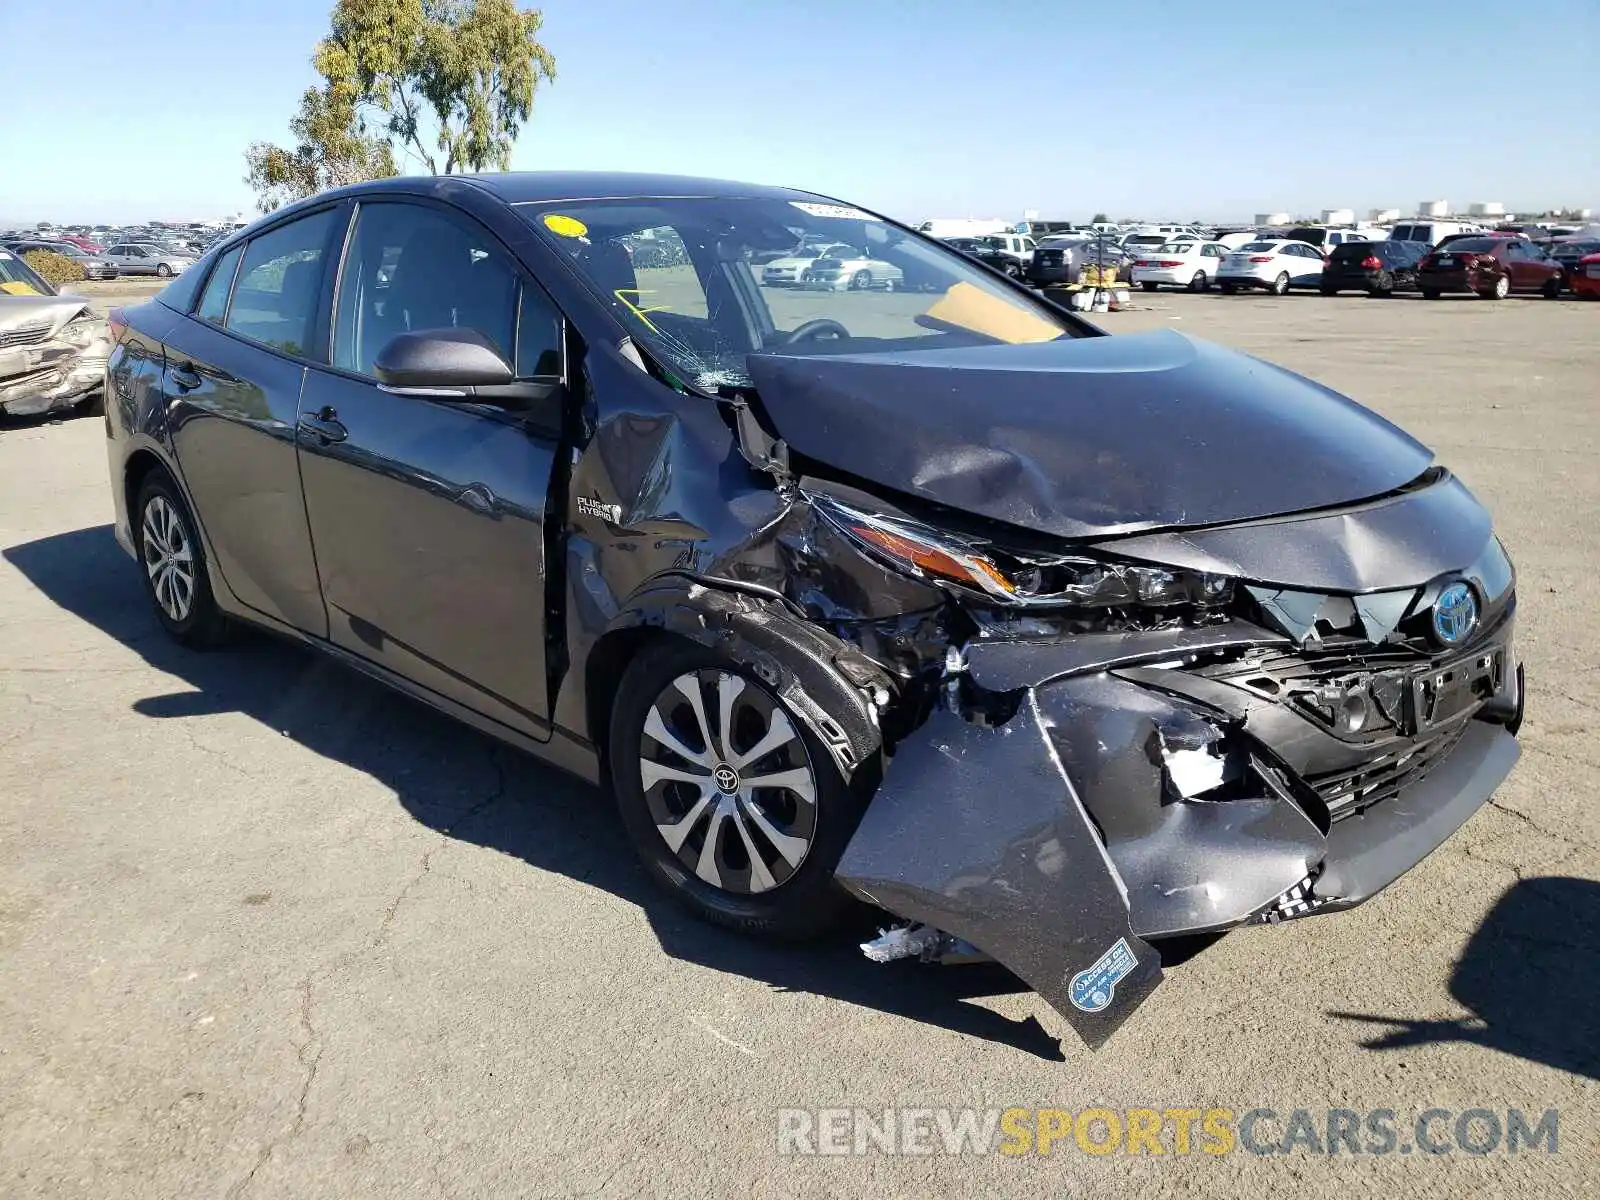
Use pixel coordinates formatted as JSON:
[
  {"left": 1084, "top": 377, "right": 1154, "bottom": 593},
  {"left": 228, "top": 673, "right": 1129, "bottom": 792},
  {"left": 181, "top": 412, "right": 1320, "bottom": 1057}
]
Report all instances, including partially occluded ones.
[{"left": 159, "top": 316, "right": 328, "bottom": 636}]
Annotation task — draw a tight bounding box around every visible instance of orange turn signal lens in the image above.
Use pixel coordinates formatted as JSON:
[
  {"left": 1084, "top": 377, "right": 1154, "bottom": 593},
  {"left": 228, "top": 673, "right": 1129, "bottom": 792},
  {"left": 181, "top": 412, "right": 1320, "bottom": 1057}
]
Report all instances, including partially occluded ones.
[{"left": 849, "top": 524, "right": 1015, "bottom": 595}]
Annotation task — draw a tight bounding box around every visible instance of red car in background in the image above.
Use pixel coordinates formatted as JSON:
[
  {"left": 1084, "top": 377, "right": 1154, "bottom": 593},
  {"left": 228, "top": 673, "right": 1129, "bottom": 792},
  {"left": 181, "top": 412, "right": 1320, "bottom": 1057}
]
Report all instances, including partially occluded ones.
[
  {"left": 1417, "top": 236, "right": 1564, "bottom": 300},
  {"left": 1570, "top": 252, "right": 1600, "bottom": 299}
]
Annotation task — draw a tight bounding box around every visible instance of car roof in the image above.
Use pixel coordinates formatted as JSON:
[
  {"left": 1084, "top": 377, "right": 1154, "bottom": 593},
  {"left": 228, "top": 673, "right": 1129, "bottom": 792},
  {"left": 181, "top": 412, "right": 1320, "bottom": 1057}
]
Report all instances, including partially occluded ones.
[
  {"left": 221, "top": 172, "right": 847, "bottom": 253},
  {"left": 450, "top": 171, "right": 825, "bottom": 205}
]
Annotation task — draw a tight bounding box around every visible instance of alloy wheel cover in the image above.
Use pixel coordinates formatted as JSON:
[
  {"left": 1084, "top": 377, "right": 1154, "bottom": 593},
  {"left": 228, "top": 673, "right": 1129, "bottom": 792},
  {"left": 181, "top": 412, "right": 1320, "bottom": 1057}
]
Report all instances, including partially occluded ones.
[
  {"left": 141, "top": 495, "right": 195, "bottom": 622},
  {"left": 638, "top": 670, "right": 818, "bottom": 895}
]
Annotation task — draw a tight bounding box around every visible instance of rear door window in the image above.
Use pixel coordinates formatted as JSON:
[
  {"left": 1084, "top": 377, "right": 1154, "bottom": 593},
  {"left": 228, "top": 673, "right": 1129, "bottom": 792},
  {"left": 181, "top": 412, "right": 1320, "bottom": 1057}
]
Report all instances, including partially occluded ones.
[
  {"left": 195, "top": 245, "right": 243, "bottom": 325},
  {"left": 226, "top": 208, "right": 339, "bottom": 358}
]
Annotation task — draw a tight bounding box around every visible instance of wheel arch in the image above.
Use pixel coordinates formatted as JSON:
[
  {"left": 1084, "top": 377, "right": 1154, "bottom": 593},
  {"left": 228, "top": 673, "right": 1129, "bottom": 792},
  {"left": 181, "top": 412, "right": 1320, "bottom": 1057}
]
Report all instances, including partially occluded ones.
[
  {"left": 582, "top": 581, "right": 891, "bottom": 789},
  {"left": 123, "top": 444, "right": 237, "bottom": 615},
  {"left": 123, "top": 447, "right": 172, "bottom": 532}
]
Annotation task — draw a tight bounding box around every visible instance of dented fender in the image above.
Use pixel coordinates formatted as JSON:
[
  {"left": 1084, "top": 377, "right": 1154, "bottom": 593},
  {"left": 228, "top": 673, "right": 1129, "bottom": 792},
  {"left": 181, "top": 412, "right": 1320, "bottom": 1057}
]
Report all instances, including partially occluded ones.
[{"left": 602, "top": 578, "right": 892, "bottom": 780}]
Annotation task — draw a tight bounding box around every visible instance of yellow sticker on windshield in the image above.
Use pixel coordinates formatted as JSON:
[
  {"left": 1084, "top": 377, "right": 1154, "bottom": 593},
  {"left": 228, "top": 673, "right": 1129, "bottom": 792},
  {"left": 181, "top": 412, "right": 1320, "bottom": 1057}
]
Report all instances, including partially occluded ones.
[
  {"left": 0, "top": 281, "right": 42, "bottom": 296},
  {"left": 543, "top": 214, "right": 588, "bottom": 238}
]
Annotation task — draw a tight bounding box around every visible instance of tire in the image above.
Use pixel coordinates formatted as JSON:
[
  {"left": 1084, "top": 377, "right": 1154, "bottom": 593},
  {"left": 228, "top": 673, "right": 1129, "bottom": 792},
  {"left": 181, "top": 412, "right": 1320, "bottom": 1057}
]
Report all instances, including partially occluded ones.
[
  {"left": 1319, "top": 285, "right": 1338, "bottom": 296},
  {"left": 75, "top": 390, "right": 106, "bottom": 418},
  {"left": 1190, "top": 271, "right": 1208, "bottom": 292},
  {"left": 1542, "top": 277, "right": 1562, "bottom": 299},
  {"left": 134, "top": 471, "right": 229, "bottom": 647},
  {"left": 1003, "top": 263, "right": 1022, "bottom": 279},
  {"left": 1141, "top": 281, "right": 1158, "bottom": 292},
  {"left": 882, "top": 276, "right": 898, "bottom": 292},
  {"left": 1422, "top": 288, "right": 1441, "bottom": 300},
  {"left": 1480, "top": 274, "right": 1510, "bottom": 300},
  {"left": 1368, "top": 272, "right": 1394, "bottom": 297},
  {"left": 155, "top": 263, "right": 172, "bottom": 278},
  {"left": 849, "top": 270, "right": 871, "bottom": 291},
  {"left": 1271, "top": 272, "right": 1290, "bottom": 296},
  {"left": 1218, "top": 282, "right": 1237, "bottom": 294},
  {"left": 608, "top": 638, "right": 863, "bottom": 940}
]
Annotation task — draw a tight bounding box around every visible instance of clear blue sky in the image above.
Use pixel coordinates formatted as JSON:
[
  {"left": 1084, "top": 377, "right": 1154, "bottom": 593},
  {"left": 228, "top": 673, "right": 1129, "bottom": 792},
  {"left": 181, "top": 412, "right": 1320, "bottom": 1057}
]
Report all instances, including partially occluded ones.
[{"left": 2, "top": 0, "right": 1595, "bottom": 225}]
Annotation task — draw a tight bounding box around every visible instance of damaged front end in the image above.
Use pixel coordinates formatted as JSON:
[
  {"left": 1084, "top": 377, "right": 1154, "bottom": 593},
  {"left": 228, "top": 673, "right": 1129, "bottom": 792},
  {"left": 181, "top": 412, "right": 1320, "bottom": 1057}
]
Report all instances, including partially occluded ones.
[
  {"left": 569, "top": 328, "right": 1522, "bottom": 1051},
  {"left": 820, "top": 479, "right": 1521, "bottom": 1047},
  {"left": 0, "top": 295, "right": 111, "bottom": 417},
  {"left": 692, "top": 472, "right": 1522, "bottom": 1048}
]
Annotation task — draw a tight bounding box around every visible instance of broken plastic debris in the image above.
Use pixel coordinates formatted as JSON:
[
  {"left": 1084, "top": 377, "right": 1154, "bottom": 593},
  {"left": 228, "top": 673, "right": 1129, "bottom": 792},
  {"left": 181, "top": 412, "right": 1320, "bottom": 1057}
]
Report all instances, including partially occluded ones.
[
  {"left": 861, "top": 924, "right": 943, "bottom": 963},
  {"left": 1163, "top": 746, "right": 1231, "bottom": 798},
  {"left": 861, "top": 924, "right": 987, "bottom": 965}
]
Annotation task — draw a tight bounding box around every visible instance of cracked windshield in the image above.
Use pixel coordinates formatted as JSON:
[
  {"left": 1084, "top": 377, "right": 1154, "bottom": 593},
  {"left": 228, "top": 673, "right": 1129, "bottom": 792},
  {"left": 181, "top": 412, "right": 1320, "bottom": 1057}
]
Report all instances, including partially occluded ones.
[{"left": 521, "top": 197, "right": 1075, "bottom": 391}]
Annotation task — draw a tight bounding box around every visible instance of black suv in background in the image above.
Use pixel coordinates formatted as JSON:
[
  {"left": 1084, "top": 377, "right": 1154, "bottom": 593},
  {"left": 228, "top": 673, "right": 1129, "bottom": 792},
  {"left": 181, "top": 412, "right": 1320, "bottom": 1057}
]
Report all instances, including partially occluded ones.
[
  {"left": 942, "top": 237, "right": 1022, "bottom": 278},
  {"left": 1320, "top": 240, "right": 1427, "bottom": 296}
]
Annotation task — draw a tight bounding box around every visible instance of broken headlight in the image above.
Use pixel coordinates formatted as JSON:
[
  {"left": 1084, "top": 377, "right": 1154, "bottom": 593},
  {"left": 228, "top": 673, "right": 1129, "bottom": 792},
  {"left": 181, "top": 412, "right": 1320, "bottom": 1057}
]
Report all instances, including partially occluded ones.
[{"left": 813, "top": 497, "right": 1234, "bottom": 609}]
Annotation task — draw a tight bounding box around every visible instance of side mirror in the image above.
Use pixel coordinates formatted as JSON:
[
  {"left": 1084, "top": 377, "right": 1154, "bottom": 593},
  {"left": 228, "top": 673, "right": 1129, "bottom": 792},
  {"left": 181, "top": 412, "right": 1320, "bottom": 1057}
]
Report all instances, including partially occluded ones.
[{"left": 374, "top": 327, "right": 515, "bottom": 393}]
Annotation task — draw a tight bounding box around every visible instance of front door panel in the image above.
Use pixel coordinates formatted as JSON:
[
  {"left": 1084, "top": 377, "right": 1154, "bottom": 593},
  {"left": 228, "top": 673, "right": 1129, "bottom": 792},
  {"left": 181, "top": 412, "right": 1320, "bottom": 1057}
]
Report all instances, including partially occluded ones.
[{"left": 296, "top": 374, "right": 557, "bottom": 735}]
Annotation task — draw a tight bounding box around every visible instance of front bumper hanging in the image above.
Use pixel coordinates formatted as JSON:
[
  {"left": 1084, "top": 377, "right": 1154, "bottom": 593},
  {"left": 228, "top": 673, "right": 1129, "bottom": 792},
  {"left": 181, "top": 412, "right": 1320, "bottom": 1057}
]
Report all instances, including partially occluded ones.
[{"left": 834, "top": 623, "right": 1522, "bottom": 1048}]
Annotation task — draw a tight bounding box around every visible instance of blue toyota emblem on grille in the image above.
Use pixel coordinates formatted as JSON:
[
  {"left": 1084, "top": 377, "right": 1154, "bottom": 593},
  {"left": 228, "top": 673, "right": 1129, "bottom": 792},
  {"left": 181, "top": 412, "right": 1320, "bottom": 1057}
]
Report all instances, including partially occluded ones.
[{"left": 1432, "top": 582, "right": 1478, "bottom": 645}]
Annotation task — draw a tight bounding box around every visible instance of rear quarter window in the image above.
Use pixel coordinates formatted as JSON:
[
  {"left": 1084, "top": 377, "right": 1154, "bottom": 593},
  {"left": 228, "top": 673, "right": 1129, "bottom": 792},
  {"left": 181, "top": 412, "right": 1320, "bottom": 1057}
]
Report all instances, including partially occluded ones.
[{"left": 1441, "top": 238, "right": 1498, "bottom": 253}]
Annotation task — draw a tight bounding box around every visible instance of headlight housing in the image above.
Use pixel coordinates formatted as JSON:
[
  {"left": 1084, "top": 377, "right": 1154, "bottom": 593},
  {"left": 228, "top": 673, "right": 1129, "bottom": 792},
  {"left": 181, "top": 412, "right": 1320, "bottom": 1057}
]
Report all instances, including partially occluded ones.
[{"left": 812, "top": 495, "right": 1234, "bottom": 609}]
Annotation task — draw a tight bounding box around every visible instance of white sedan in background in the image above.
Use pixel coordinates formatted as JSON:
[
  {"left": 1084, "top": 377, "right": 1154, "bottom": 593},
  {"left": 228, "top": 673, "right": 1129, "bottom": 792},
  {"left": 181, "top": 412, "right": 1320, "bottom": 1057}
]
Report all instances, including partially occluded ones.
[
  {"left": 800, "top": 249, "right": 905, "bottom": 291},
  {"left": 1129, "top": 241, "right": 1230, "bottom": 291},
  {"left": 1216, "top": 240, "right": 1327, "bottom": 295},
  {"left": 761, "top": 243, "right": 856, "bottom": 287}
]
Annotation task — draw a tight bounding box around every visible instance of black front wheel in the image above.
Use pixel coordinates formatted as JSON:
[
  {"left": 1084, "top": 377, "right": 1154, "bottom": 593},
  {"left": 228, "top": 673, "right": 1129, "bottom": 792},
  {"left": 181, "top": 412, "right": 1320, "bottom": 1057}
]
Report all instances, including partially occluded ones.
[
  {"left": 608, "top": 639, "right": 864, "bottom": 939},
  {"left": 1542, "top": 277, "right": 1562, "bottom": 299},
  {"left": 1140, "top": 281, "right": 1158, "bottom": 292}
]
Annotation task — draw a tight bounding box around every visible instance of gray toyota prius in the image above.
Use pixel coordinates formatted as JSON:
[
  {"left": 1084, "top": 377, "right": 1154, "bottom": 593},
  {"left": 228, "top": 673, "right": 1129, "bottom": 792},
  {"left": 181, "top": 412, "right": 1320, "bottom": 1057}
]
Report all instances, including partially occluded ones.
[{"left": 103, "top": 172, "right": 1523, "bottom": 1046}]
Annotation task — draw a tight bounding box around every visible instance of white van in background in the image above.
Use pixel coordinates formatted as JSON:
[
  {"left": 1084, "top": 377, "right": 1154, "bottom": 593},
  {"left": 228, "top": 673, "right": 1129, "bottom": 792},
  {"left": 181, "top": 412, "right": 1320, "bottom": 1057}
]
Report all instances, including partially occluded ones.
[
  {"left": 1387, "top": 220, "right": 1485, "bottom": 247},
  {"left": 915, "top": 217, "right": 1010, "bottom": 239}
]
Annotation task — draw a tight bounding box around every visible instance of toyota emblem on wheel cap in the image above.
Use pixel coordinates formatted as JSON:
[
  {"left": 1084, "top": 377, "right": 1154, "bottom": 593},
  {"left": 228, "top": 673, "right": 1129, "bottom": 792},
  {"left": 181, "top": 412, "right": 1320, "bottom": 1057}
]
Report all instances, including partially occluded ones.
[
  {"left": 1431, "top": 581, "right": 1479, "bottom": 646},
  {"left": 713, "top": 764, "right": 740, "bottom": 794}
]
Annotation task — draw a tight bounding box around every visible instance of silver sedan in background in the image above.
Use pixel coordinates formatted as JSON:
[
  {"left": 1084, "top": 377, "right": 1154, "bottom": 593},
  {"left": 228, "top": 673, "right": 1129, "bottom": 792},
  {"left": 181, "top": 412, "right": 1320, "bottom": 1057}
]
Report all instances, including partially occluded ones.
[{"left": 101, "top": 242, "right": 196, "bottom": 278}]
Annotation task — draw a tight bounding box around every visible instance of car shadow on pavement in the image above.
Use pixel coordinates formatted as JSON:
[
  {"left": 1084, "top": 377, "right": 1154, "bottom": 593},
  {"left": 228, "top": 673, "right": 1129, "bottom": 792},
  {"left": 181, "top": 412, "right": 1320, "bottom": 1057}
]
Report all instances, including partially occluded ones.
[
  {"left": 4, "top": 524, "right": 1065, "bottom": 1061},
  {"left": 1327, "top": 876, "right": 1600, "bottom": 1081}
]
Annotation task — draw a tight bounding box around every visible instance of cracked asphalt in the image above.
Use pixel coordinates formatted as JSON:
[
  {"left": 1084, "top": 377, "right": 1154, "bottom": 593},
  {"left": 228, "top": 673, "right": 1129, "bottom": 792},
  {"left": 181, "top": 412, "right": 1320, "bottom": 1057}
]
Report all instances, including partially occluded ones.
[{"left": 1, "top": 286, "right": 1597, "bottom": 1197}]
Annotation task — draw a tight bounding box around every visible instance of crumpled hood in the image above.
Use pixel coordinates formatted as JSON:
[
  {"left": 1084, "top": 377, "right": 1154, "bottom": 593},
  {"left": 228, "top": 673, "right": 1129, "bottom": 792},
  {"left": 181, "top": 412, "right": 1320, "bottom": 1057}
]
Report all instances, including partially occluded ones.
[
  {"left": 0, "top": 294, "right": 93, "bottom": 338},
  {"left": 746, "top": 330, "right": 1434, "bottom": 538}
]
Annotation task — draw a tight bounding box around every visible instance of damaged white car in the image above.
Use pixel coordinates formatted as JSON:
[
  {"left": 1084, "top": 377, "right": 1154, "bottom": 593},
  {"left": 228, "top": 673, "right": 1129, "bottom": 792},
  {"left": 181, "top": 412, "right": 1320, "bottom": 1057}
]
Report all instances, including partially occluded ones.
[{"left": 0, "top": 248, "right": 111, "bottom": 418}]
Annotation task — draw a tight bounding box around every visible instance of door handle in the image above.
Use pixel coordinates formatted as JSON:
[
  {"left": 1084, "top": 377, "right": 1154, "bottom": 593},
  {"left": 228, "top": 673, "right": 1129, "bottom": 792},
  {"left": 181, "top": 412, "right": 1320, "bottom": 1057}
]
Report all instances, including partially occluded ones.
[
  {"left": 453, "top": 483, "right": 498, "bottom": 515},
  {"left": 170, "top": 364, "right": 202, "bottom": 392},
  {"left": 297, "top": 406, "right": 348, "bottom": 444}
]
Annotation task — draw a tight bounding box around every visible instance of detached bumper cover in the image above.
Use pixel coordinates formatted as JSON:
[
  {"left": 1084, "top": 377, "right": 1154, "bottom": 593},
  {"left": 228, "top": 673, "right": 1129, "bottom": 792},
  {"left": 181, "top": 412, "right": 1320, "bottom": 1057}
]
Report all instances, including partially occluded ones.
[
  {"left": 836, "top": 703, "right": 1166, "bottom": 1050},
  {"left": 836, "top": 626, "right": 1521, "bottom": 1047}
]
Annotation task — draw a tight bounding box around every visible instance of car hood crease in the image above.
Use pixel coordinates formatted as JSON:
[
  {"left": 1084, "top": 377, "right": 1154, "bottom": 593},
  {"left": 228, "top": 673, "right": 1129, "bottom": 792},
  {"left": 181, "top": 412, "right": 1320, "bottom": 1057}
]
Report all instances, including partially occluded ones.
[
  {"left": 745, "top": 330, "right": 1434, "bottom": 538},
  {"left": 0, "top": 295, "right": 91, "bottom": 336}
]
